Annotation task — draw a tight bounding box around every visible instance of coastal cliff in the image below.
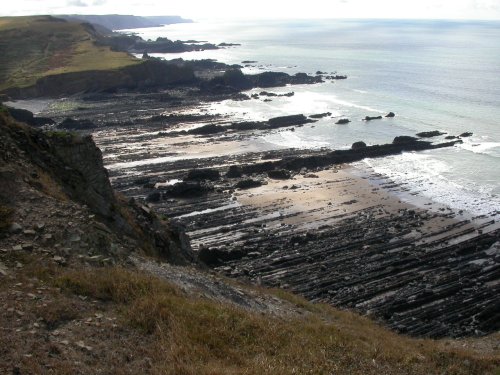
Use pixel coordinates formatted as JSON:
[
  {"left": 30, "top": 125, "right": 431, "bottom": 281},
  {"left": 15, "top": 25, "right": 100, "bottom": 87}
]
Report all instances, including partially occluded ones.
[
  {"left": 0, "top": 109, "right": 192, "bottom": 264},
  {"left": 1, "top": 15, "right": 499, "bottom": 374},
  {"left": 3, "top": 59, "right": 196, "bottom": 98}
]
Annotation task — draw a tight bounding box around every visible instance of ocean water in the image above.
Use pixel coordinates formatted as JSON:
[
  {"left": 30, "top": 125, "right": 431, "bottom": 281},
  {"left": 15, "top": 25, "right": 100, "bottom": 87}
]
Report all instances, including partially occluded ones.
[{"left": 123, "top": 19, "right": 500, "bottom": 216}]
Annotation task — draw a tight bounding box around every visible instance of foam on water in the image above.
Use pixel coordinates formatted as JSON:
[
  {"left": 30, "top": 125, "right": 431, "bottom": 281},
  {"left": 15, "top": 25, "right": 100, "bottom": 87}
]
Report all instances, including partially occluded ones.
[
  {"left": 458, "top": 139, "right": 500, "bottom": 157},
  {"left": 360, "top": 152, "right": 500, "bottom": 217}
]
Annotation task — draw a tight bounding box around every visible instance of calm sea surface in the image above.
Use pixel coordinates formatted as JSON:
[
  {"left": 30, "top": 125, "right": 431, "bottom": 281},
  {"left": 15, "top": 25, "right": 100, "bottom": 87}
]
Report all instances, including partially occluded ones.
[{"left": 124, "top": 19, "right": 500, "bottom": 216}]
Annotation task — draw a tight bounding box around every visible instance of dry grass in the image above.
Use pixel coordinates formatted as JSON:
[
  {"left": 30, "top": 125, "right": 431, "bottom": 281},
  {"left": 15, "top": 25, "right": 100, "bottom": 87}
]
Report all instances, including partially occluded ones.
[
  {"left": 54, "top": 267, "right": 500, "bottom": 375},
  {"left": 38, "top": 298, "right": 81, "bottom": 330}
]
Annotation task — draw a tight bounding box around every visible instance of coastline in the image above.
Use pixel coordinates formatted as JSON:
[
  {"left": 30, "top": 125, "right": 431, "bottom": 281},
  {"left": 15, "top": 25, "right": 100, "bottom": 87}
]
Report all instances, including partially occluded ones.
[
  {"left": 2, "top": 26, "right": 499, "bottom": 337},
  {"left": 1, "top": 15, "right": 499, "bottom": 374}
]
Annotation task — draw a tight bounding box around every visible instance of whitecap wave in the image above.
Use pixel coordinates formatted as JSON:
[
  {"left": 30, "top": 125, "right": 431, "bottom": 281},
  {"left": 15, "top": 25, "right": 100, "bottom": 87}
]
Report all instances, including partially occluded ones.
[
  {"left": 263, "top": 131, "right": 330, "bottom": 149},
  {"left": 458, "top": 139, "right": 500, "bottom": 157},
  {"left": 359, "top": 152, "right": 500, "bottom": 217}
]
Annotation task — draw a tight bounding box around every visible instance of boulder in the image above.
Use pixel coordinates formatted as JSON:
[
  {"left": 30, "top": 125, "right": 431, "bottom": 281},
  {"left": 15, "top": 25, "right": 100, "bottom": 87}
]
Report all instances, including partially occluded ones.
[
  {"left": 335, "top": 118, "right": 350, "bottom": 125},
  {"left": 385, "top": 112, "right": 396, "bottom": 118},
  {"left": 226, "top": 165, "right": 243, "bottom": 178},
  {"left": 268, "top": 169, "right": 291, "bottom": 180},
  {"left": 364, "top": 116, "right": 383, "bottom": 121},
  {"left": 351, "top": 141, "right": 367, "bottom": 150},
  {"left": 235, "top": 179, "right": 262, "bottom": 189},
  {"left": 460, "top": 132, "right": 473, "bottom": 137},
  {"left": 9, "top": 223, "right": 23, "bottom": 234},
  {"left": 416, "top": 131, "right": 446, "bottom": 138},
  {"left": 185, "top": 168, "right": 220, "bottom": 181}
]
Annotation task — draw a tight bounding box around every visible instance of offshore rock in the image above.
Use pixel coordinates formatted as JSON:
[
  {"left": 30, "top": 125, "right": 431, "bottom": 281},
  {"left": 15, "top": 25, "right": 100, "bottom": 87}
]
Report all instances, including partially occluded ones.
[
  {"left": 309, "top": 112, "right": 332, "bottom": 119},
  {"left": 416, "top": 131, "right": 446, "bottom": 138},
  {"left": 352, "top": 141, "right": 367, "bottom": 150},
  {"left": 364, "top": 115, "right": 383, "bottom": 121},
  {"left": 268, "top": 114, "right": 315, "bottom": 128},
  {"left": 335, "top": 118, "right": 351, "bottom": 125},
  {"left": 393, "top": 136, "right": 419, "bottom": 145}
]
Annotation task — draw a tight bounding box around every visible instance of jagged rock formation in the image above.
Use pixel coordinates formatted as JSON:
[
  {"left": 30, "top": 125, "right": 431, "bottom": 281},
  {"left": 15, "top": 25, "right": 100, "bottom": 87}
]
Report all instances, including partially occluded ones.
[{"left": 0, "top": 109, "right": 193, "bottom": 264}]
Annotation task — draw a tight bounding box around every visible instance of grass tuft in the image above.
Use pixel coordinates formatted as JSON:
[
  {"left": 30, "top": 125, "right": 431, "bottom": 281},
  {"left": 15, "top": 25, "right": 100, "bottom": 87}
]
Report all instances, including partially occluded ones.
[{"left": 38, "top": 299, "right": 81, "bottom": 330}]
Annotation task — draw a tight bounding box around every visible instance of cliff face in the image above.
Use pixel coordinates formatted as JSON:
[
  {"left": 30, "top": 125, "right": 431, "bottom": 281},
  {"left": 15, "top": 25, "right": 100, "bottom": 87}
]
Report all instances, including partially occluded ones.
[
  {"left": 38, "top": 133, "right": 116, "bottom": 219},
  {"left": 4, "top": 60, "right": 196, "bottom": 99},
  {"left": 0, "top": 110, "right": 193, "bottom": 264}
]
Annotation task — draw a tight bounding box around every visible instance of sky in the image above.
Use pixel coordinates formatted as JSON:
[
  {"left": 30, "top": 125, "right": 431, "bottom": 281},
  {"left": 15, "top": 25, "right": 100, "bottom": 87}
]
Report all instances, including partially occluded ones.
[{"left": 1, "top": 0, "right": 500, "bottom": 20}]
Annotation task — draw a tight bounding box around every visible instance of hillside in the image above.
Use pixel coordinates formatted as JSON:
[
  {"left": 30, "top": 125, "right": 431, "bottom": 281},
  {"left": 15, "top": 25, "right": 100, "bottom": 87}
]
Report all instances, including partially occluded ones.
[
  {"left": 1, "top": 106, "right": 499, "bottom": 373},
  {"left": 59, "top": 14, "right": 193, "bottom": 31},
  {"left": 0, "top": 16, "right": 140, "bottom": 92}
]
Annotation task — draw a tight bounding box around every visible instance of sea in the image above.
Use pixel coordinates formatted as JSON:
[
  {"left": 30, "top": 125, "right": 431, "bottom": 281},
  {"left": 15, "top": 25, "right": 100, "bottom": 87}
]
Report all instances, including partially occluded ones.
[{"left": 121, "top": 18, "right": 500, "bottom": 217}]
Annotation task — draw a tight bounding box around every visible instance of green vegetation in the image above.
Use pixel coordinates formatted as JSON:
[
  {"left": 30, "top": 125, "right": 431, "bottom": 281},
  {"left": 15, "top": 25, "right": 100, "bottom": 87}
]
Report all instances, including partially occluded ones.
[
  {"left": 53, "top": 266, "right": 499, "bottom": 375},
  {"left": 0, "top": 16, "right": 140, "bottom": 91}
]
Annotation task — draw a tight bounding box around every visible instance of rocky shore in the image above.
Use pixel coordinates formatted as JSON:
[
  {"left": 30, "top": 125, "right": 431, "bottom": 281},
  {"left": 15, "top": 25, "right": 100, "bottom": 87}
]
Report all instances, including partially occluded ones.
[
  {"left": 2, "top": 15, "right": 499, "bottom": 373},
  {"left": 10, "top": 71, "right": 498, "bottom": 340}
]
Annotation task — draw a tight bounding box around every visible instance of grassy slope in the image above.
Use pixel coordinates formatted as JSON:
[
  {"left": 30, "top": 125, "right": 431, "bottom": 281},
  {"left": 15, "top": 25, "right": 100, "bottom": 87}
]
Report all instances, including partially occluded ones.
[
  {"left": 0, "top": 16, "right": 140, "bottom": 91},
  {"left": 46, "top": 266, "right": 499, "bottom": 375}
]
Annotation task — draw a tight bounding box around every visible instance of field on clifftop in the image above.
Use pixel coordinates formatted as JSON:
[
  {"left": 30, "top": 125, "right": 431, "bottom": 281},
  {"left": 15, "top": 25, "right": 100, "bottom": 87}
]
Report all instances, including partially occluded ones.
[{"left": 0, "top": 16, "right": 139, "bottom": 91}]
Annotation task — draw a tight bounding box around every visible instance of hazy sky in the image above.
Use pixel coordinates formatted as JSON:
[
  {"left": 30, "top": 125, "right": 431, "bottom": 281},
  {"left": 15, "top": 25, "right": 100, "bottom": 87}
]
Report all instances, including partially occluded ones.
[{"left": 2, "top": 0, "right": 500, "bottom": 20}]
